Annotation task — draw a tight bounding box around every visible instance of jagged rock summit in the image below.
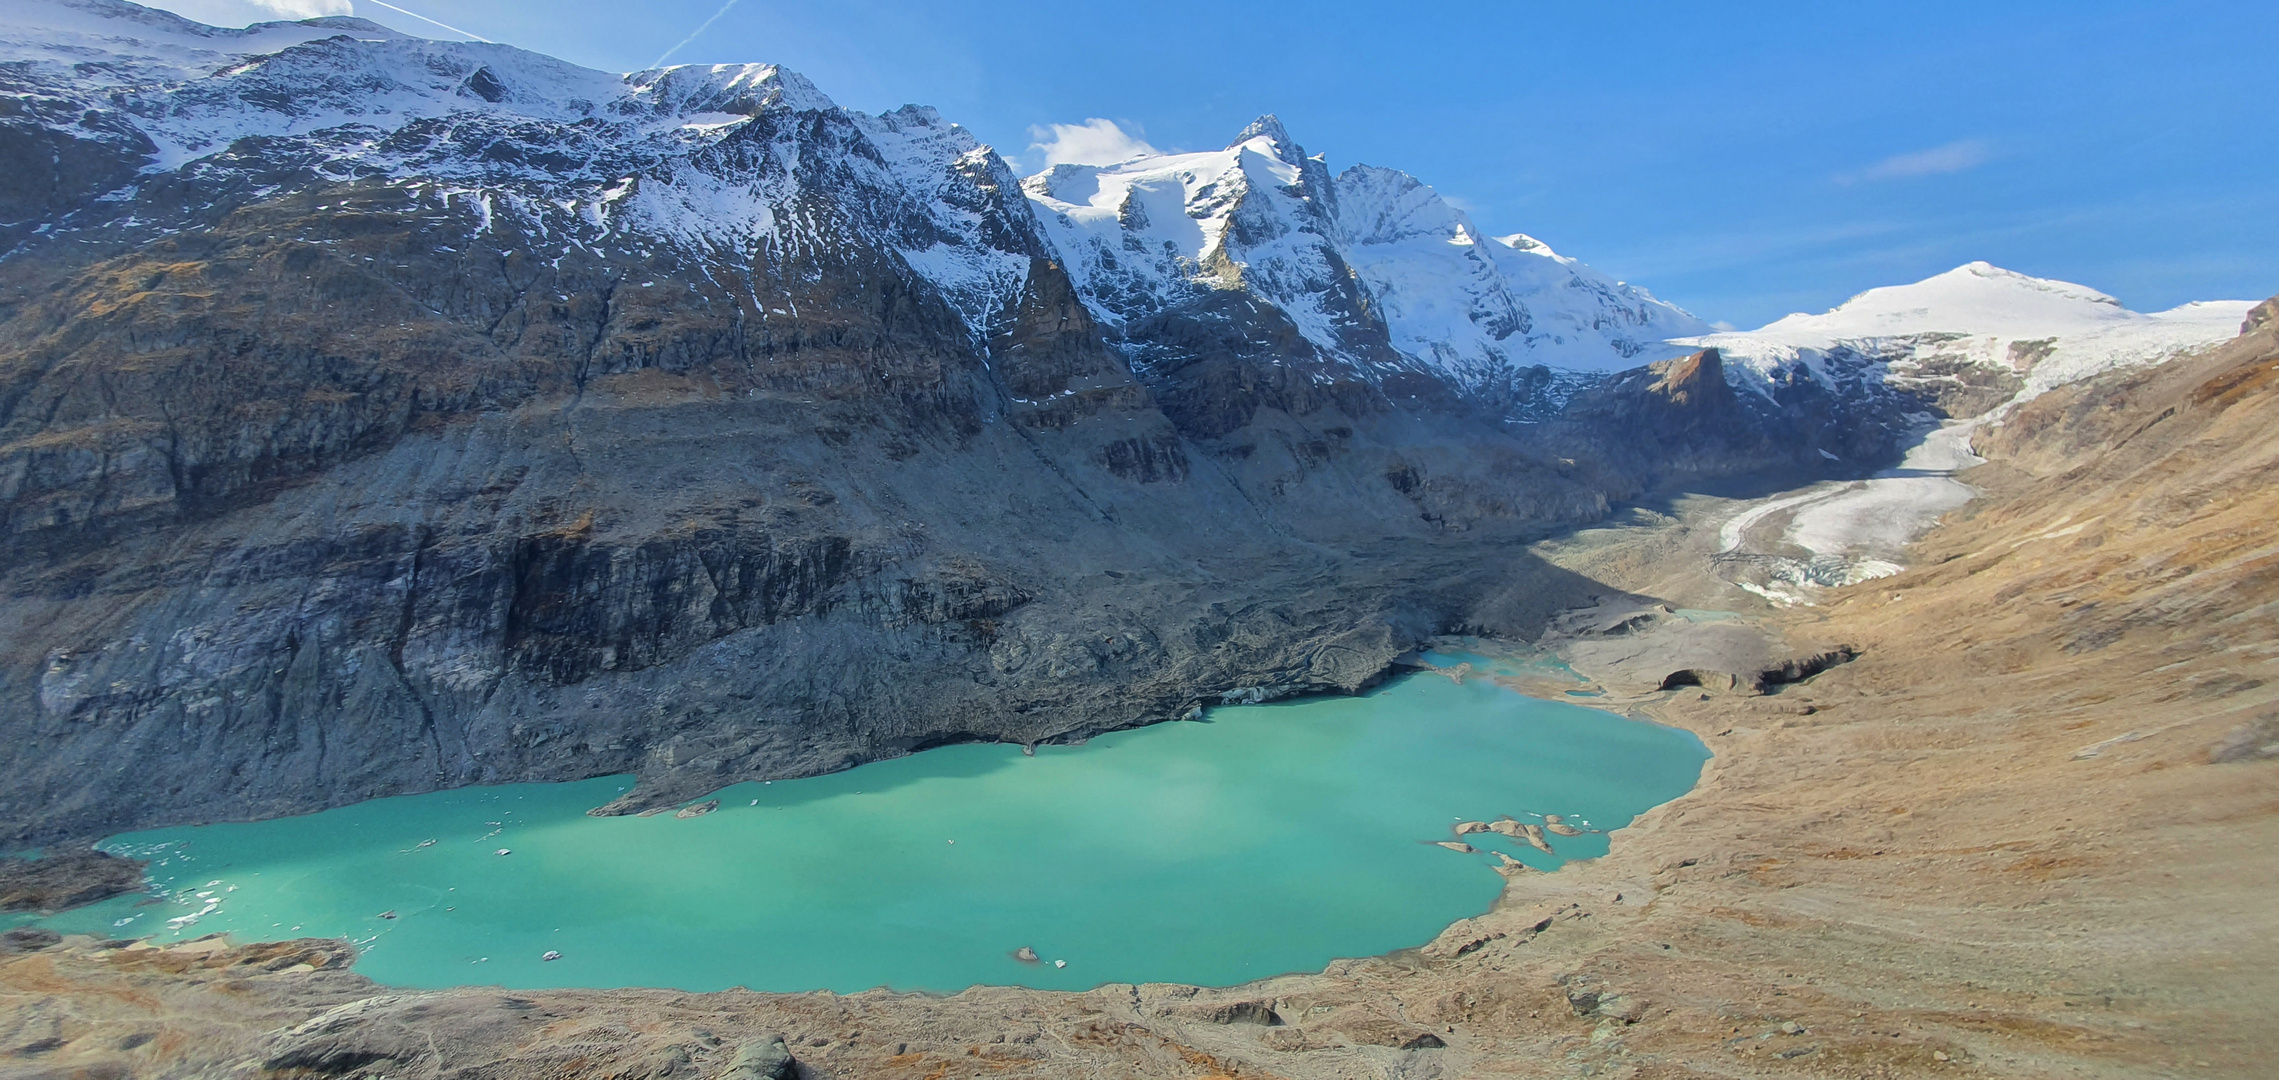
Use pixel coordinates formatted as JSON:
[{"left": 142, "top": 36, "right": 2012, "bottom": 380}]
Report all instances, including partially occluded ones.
[{"left": 1023, "top": 113, "right": 1711, "bottom": 416}]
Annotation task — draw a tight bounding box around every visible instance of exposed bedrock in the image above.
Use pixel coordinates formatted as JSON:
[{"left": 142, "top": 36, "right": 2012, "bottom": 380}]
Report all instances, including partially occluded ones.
[
  {"left": 0, "top": 185, "right": 1667, "bottom": 846},
  {"left": 0, "top": 849, "right": 146, "bottom": 912},
  {"left": 1552, "top": 346, "right": 1929, "bottom": 490},
  {"left": 0, "top": 58, "right": 1901, "bottom": 844}
]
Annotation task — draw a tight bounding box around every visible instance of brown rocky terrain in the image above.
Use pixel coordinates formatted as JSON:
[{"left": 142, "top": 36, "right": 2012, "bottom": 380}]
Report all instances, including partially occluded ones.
[
  {"left": 4, "top": 304, "right": 2270, "bottom": 1079},
  {"left": 4, "top": 7, "right": 2272, "bottom": 1076}
]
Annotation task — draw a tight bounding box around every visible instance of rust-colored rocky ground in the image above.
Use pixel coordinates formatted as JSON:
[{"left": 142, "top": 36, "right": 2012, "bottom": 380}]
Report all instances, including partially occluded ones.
[{"left": 5, "top": 317, "right": 2273, "bottom": 1079}]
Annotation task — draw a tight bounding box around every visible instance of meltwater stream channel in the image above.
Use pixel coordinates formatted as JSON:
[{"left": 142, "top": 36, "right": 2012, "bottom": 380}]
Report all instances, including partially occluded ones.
[{"left": 30, "top": 651, "right": 1707, "bottom": 993}]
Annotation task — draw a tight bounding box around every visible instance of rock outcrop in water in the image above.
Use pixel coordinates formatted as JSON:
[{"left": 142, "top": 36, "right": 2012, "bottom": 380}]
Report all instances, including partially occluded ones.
[{"left": 0, "top": 850, "right": 146, "bottom": 912}]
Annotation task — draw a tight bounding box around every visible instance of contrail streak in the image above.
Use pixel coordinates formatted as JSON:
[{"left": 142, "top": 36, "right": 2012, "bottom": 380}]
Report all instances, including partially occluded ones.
[
  {"left": 649, "top": 0, "right": 745, "bottom": 70},
  {"left": 359, "top": 0, "right": 491, "bottom": 43}
]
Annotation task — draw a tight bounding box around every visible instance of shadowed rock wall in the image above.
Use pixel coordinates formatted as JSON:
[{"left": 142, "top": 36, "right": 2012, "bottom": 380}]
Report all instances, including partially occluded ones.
[{"left": 0, "top": 173, "right": 1634, "bottom": 845}]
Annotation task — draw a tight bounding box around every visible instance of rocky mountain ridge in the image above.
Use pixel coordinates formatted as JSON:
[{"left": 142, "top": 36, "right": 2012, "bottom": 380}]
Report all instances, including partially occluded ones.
[
  {"left": 6, "top": 0, "right": 2239, "bottom": 441},
  {"left": 2, "top": 0, "right": 1683, "bottom": 416},
  {"left": 0, "top": 0, "right": 1674, "bottom": 844},
  {"left": 0, "top": 0, "right": 2258, "bottom": 845},
  {"left": 1020, "top": 116, "right": 1712, "bottom": 409}
]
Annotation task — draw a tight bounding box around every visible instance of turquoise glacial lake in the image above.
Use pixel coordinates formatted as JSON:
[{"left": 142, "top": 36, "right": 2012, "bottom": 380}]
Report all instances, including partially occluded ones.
[{"left": 37, "top": 657, "right": 1706, "bottom": 993}]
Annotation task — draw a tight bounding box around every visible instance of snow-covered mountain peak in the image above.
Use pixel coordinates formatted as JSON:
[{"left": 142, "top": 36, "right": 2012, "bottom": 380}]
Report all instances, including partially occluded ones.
[
  {"left": 1685, "top": 262, "right": 2254, "bottom": 405},
  {"left": 0, "top": 0, "right": 409, "bottom": 89},
  {"left": 2, "top": 1, "right": 1053, "bottom": 351},
  {"left": 1, "top": 0, "right": 367, "bottom": 47},
  {"left": 623, "top": 63, "right": 836, "bottom": 117},
  {"left": 1021, "top": 116, "right": 1708, "bottom": 387},
  {"left": 1332, "top": 164, "right": 1454, "bottom": 245},
  {"left": 855, "top": 104, "right": 992, "bottom": 178},
  {"left": 1324, "top": 164, "right": 1707, "bottom": 381},
  {"left": 3, "top": 0, "right": 846, "bottom": 180},
  {"left": 1758, "top": 260, "right": 2131, "bottom": 344},
  {"left": 1020, "top": 132, "right": 1302, "bottom": 290},
  {"left": 1231, "top": 113, "right": 1293, "bottom": 147},
  {"left": 1227, "top": 114, "right": 1309, "bottom": 165}
]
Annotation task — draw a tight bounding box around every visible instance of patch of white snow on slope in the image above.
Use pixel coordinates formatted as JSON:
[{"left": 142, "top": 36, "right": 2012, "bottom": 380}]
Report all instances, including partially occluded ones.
[{"left": 2014, "top": 300, "right": 2255, "bottom": 398}]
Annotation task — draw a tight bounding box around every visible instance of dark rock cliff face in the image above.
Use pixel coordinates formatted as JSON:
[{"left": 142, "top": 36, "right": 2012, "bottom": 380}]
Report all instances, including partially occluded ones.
[
  {"left": 0, "top": 165, "right": 1633, "bottom": 847},
  {"left": 0, "top": 4, "right": 1877, "bottom": 846},
  {"left": 1553, "top": 347, "right": 1930, "bottom": 489},
  {"left": 1559, "top": 349, "right": 1767, "bottom": 476}
]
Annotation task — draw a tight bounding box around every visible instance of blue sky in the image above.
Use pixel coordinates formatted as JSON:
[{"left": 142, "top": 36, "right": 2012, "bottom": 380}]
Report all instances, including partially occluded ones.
[{"left": 158, "top": 0, "right": 2277, "bottom": 328}]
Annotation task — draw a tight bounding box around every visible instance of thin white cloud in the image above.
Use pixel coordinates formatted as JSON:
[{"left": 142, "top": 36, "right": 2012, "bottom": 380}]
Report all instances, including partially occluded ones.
[
  {"left": 1838, "top": 140, "right": 1993, "bottom": 185},
  {"left": 253, "top": 0, "right": 350, "bottom": 15},
  {"left": 1027, "top": 118, "right": 1159, "bottom": 168},
  {"left": 359, "top": 0, "right": 488, "bottom": 41},
  {"left": 146, "top": 0, "right": 352, "bottom": 25},
  {"left": 650, "top": 0, "right": 745, "bottom": 69}
]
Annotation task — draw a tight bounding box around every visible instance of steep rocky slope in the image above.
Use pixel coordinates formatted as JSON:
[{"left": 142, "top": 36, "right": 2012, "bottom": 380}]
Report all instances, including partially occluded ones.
[
  {"left": 0, "top": 168, "right": 1609, "bottom": 846},
  {"left": 0, "top": 0, "right": 2257, "bottom": 855},
  {"left": 7, "top": 298, "right": 2270, "bottom": 1080},
  {"left": 0, "top": 0, "right": 1708, "bottom": 845}
]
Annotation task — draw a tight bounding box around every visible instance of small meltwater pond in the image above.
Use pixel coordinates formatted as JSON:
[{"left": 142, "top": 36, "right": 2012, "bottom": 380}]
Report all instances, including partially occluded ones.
[{"left": 38, "top": 658, "right": 1706, "bottom": 994}]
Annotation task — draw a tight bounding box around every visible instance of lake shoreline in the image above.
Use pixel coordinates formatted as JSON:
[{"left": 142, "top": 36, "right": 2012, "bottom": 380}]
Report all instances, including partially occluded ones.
[
  {"left": 8, "top": 333, "right": 2276, "bottom": 1075},
  {"left": 25, "top": 663, "right": 1706, "bottom": 997}
]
